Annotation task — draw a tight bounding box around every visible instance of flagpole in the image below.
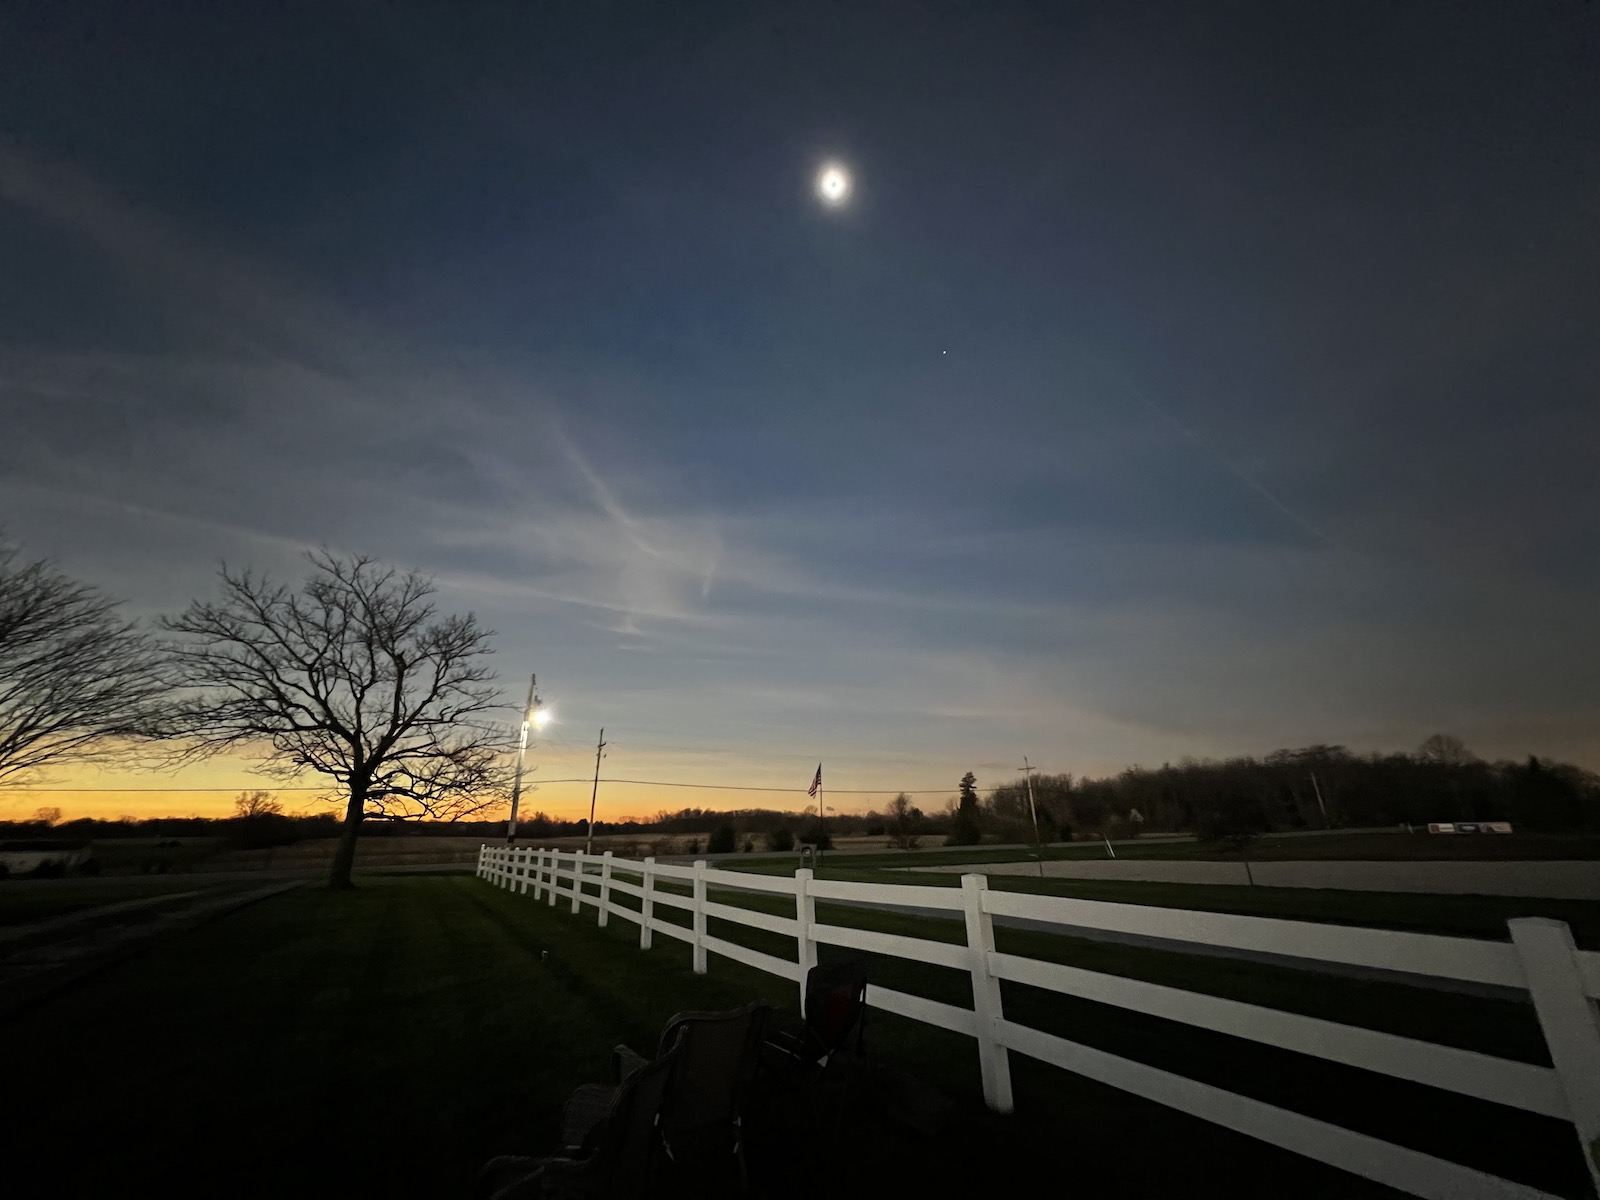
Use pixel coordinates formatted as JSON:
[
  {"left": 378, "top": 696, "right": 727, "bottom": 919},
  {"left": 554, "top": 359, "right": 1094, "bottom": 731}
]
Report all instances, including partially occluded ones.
[{"left": 818, "top": 764, "right": 825, "bottom": 869}]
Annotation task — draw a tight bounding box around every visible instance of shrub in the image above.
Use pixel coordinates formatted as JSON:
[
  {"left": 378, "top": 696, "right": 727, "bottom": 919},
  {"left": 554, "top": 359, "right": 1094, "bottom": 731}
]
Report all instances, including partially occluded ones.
[
  {"left": 768, "top": 828, "right": 795, "bottom": 853},
  {"left": 799, "top": 825, "right": 833, "bottom": 851},
  {"left": 742, "top": 838, "right": 754, "bottom": 853},
  {"left": 1195, "top": 797, "right": 1270, "bottom": 852},
  {"left": 707, "top": 825, "right": 737, "bottom": 855},
  {"left": 944, "top": 808, "right": 982, "bottom": 846}
]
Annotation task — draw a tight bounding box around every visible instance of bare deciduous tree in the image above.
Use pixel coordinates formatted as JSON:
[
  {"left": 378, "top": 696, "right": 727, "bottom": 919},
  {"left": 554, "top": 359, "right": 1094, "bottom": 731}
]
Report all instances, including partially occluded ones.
[
  {"left": 0, "top": 543, "right": 166, "bottom": 786},
  {"left": 1418, "top": 733, "right": 1476, "bottom": 767},
  {"left": 161, "top": 552, "right": 511, "bottom": 888},
  {"left": 886, "top": 792, "right": 920, "bottom": 850},
  {"left": 232, "top": 790, "right": 284, "bottom": 819}
]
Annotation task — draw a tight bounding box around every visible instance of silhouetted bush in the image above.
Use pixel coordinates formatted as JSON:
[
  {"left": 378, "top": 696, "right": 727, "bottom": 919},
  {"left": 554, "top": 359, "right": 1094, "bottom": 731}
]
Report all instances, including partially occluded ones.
[
  {"left": 799, "top": 825, "right": 833, "bottom": 851},
  {"left": 707, "top": 825, "right": 737, "bottom": 855},
  {"left": 1195, "top": 796, "right": 1270, "bottom": 852},
  {"left": 768, "top": 828, "right": 794, "bottom": 853}
]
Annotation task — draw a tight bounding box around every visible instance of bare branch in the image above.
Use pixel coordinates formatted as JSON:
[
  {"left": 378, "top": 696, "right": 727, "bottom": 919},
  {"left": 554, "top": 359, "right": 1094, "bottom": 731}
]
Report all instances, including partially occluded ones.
[
  {"left": 160, "top": 550, "right": 514, "bottom": 886},
  {"left": 0, "top": 542, "right": 167, "bottom": 785}
]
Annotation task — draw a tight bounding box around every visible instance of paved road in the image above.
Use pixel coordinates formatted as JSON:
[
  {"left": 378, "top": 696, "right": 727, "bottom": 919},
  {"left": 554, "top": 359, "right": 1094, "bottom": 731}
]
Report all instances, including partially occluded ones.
[
  {"left": 0, "top": 881, "right": 303, "bottom": 1017},
  {"left": 917, "top": 858, "right": 1600, "bottom": 900}
]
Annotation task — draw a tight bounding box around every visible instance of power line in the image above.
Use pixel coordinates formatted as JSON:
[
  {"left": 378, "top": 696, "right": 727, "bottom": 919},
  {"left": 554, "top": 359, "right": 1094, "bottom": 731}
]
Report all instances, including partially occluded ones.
[{"left": 2, "top": 778, "right": 959, "bottom": 795}]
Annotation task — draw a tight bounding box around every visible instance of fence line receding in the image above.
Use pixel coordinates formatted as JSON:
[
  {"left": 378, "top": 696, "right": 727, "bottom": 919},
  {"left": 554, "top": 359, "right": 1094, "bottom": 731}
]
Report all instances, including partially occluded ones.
[{"left": 477, "top": 843, "right": 1600, "bottom": 1200}]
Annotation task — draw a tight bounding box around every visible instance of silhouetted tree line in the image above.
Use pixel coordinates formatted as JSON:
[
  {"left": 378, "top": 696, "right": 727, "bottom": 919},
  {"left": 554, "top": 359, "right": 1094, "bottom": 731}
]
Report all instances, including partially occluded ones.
[{"left": 981, "top": 738, "right": 1600, "bottom": 840}]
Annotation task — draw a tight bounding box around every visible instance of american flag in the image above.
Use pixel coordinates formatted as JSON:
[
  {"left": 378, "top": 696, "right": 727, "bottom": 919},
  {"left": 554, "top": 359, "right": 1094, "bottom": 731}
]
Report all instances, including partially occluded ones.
[{"left": 807, "top": 764, "right": 822, "bottom": 797}]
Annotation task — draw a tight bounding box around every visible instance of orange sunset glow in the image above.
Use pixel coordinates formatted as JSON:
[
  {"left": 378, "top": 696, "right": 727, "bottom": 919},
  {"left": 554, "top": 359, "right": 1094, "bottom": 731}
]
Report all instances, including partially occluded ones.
[{"left": 1, "top": 744, "right": 956, "bottom": 822}]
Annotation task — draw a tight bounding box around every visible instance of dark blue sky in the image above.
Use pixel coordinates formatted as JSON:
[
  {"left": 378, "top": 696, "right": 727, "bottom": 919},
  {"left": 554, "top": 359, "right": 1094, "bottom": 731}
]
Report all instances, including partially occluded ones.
[{"left": 3, "top": 2, "right": 1598, "bottom": 811}]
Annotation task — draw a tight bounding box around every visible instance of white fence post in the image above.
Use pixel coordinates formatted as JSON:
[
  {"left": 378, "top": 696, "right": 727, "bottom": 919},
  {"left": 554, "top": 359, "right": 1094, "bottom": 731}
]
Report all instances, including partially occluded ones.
[
  {"left": 692, "top": 859, "right": 708, "bottom": 974},
  {"left": 548, "top": 850, "right": 561, "bottom": 907},
  {"left": 794, "top": 868, "right": 816, "bottom": 1010},
  {"left": 532, "top": 848, "right": 544, "bottom": 900},
  {"left": 476, "top": 844, "right": 486, "bottom": 879},
  {"left": 962, "top": 874, "right": 1014, "bottom": 1114},
  {"left": 571, "top": 853, "right": 584, "bottom": 914},
  {"left": 517, "top": 847, "right": 529, "bottom": 894},
  {"left": 1510, "top": 917, "right": 1600, "bottom": 1193},
  {"left": 599, "top": 851, "right": 613, "bottom": 928},
  {"left": 640, "top": 856, "right": 655, "bottom": 950}
]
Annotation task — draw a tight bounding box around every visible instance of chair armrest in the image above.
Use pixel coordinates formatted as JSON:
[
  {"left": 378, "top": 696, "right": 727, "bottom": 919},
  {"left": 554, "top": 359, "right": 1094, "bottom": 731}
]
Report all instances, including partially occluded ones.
[
  {"left": 611, "top": 1043, "right": 650, "bottom": 1082},
  {"left": 560, "top": 1083, "right": 617, "bottom": 1150}
]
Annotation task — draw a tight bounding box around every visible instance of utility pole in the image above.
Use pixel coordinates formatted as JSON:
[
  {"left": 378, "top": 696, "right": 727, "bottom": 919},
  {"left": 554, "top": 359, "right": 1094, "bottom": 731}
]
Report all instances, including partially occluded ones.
[
  {"left": 586, "top": 727, "right": 607, "bottom": 856},
  {"left": 1309, "top": 772, "right": 1329, "bottom": 829},
  {"left": 506, "top": 673, "right": 537, "bottom": 844},
  {"left": 1019, "top": 756, "right": 1044, "bottom": 878}
]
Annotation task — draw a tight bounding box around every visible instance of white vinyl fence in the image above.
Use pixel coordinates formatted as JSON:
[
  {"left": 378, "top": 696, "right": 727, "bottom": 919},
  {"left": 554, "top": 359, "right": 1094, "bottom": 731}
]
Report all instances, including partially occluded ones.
[{"left": 477, "top": 845, "right": 1600, "bottom": 1200}]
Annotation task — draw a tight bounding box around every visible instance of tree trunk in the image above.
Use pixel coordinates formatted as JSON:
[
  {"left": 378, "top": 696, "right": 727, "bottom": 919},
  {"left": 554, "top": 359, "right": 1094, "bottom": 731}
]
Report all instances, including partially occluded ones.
[{"left": 328, "top": 787, "right": 365, "bottom": 889}]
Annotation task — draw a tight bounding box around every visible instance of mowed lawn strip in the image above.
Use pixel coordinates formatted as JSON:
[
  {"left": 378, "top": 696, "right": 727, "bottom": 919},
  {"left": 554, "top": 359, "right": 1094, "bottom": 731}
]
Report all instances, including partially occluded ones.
[
  {"left": 810, "top": 831, "right": 1600, "bottom": 863},
  {"left": 7, "top": 876, "right": 785, "bottom": 1198}
]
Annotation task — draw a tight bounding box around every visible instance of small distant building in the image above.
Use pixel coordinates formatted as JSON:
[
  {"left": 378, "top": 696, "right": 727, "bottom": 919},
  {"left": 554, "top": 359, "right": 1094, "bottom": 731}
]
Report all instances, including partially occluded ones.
[{"left": 0, "top": 840, "right": 92, "bottom": 875}]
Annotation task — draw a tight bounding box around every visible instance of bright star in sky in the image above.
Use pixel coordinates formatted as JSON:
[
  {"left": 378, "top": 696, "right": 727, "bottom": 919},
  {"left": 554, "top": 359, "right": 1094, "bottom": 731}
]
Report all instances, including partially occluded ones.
[{"left": 816, "top": 162, "right": 851, "bottom": 206}]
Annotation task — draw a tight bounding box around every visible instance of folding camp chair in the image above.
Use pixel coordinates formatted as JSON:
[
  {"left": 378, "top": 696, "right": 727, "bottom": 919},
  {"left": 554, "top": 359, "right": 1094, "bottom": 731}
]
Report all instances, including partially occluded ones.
[
  {"left": 759, "top": 960, "right": 869, "bottom": 1145},
  {"left": 479, "top": 1041, "right": 681, "bottom": 1199},
  {"left": 561, "top": 1001, "right": 770, "bottom": 1195}
]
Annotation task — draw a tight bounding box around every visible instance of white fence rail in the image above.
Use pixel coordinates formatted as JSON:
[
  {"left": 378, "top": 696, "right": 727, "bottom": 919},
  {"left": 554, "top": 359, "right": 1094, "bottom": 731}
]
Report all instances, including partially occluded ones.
[{"left": 476, "top": 844, "right": 1600, "bottom": 1200}]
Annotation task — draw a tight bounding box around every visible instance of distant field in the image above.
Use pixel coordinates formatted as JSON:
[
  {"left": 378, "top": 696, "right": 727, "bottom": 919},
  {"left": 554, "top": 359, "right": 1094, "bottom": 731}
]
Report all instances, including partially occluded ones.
[
  {"left": 211, "top": 832, "right": 719, "bottom": 872},
  {"left": 17, "top": 873, "right": 1593, "bottom": 1197},
  {"left": 806, "top": 829, "right": 1600, "bottom": 866},
  {"left": 1046, "top": 830, "right": 1600, "bottom": 862},
  {"left": 36, "top": 828, "right": 1597, "bottom": 882},
  {"left": 724, "top": 851, "right": 1600, "bottom": 947}
]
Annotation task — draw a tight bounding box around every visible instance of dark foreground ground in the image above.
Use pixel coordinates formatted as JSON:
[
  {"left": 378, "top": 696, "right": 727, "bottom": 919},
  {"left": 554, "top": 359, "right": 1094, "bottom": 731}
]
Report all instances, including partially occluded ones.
[{"left": 5, "top": 874, "right": 1591, "bottom": 1198}]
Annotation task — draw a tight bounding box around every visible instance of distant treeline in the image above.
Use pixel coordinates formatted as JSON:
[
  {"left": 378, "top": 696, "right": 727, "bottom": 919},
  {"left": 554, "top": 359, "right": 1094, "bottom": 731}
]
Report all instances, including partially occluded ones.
[{"left": 984, "top": 737, "right": 1600, "bottom": 842}]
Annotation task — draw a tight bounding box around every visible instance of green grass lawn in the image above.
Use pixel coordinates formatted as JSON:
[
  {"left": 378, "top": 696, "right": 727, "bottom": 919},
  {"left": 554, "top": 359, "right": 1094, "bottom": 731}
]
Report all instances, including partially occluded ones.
[
  {"left": 800, "top": 829, "right": 1600, "bottom": 867},
  {"left": 8, "top": 874, "right": 1591, "bottom": 1198},
  {"left": 1046, "top": 830, "right": 1600, "bottom": 862}
]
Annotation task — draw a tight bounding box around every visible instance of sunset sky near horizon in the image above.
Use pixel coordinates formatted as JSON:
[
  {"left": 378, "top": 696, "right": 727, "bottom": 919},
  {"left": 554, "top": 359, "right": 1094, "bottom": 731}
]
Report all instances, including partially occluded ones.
[{"left": 4, "top": 4, "right": 1599, "bottom": 821}]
